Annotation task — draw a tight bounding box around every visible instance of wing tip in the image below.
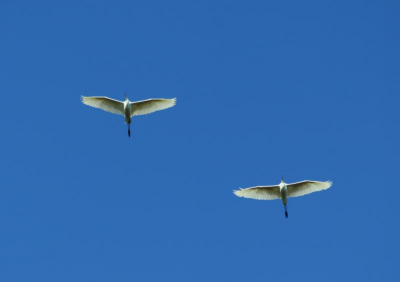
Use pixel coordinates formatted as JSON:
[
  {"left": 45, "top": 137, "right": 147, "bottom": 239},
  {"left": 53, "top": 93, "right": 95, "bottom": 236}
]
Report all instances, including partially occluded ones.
[
  {"left": 233, "top": 188, "right": 243, "bottom": 197},
  {"left": 81, "top": 96, "right": 91, "bottom": 105},
  {"left": 171, "top": 97, "right": 177, "bottom": 106}
]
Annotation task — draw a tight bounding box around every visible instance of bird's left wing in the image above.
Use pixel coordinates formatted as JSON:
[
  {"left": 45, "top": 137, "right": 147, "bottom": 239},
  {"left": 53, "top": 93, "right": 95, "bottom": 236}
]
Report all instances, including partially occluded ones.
[
  {"left": 130, "top": 98, "right": 176, "bottom": 116},
  {"left": 81, "top": 96, "right": 124, "bottom": 116},
  {"left": 233, "top": 185, "right": 281, "bottom": 200},
  {"left": 287, "top": 180, "right": 332, "bottom": 198}
]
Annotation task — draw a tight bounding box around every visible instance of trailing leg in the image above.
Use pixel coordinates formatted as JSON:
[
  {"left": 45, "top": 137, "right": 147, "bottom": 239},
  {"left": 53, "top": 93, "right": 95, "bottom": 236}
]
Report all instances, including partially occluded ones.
[
  {"left": 128, "top": 123, "right": 131, "bottom": 137},
  {"left": 284, "top": 205, "right": 288, "bottom": 218}
]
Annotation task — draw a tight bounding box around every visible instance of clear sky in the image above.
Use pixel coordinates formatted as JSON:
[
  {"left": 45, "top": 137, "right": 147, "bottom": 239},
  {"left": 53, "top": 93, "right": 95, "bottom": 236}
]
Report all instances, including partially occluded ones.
[{"left": 0, "top": 0, "right": 399, "bottom": 281}]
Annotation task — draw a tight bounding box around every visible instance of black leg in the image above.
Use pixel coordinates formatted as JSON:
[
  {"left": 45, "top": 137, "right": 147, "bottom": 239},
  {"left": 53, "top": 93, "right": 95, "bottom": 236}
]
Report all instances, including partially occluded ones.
[
  {"left": 284, "top": 205, "right": 288, "bottom": 218},
  {"left": 128, "top": 123, "right": 131, "bottom": 137}
]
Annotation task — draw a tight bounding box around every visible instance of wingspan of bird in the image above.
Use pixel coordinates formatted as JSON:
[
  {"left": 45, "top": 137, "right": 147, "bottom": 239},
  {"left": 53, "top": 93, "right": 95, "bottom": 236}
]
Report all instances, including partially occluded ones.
[
  {"left": 287, "top": 180, "right": 332, "bottom": 198},
  {"left": 233, "top": 185, "right": 281, "bottom": 200},
  {"left": 81, "top": 96, "right": 125, "bottom": 116},
  {"left": 130, "top": 98, "right": 176, "bottom": 116}
]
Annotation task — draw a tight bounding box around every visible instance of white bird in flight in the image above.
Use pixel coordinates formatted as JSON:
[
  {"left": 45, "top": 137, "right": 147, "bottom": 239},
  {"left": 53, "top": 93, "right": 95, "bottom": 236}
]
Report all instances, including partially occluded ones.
[
  {"left": 234, "top": 177, "right": 332, "bottom": 218},
  {"left": 81, "top": 93, "right": 176, "bottom": 137}
]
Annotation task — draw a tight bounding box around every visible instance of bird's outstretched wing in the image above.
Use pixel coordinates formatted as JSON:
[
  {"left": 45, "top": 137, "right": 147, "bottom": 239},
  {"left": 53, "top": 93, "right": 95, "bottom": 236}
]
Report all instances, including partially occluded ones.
[
  {"left": 130, "top": 98, "right": 176, "bottom": 116},
  {"left": 287, "top": 180, "right": 332, "bottom": 198},
  {"left": 81, "top": 96, "right": 124, "bottom": 116},
  {"left": 233, "top": 185, "right": 281, "bottom": 200}
]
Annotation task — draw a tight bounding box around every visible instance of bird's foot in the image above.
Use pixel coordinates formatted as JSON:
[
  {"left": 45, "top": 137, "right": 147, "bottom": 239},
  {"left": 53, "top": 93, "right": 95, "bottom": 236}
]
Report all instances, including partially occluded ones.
[
  {"left": 285, "top": 211, "right": 288, "bottom": 218},
  {"left": 128, "top": 130, "right": 131, "bottom": 137}
]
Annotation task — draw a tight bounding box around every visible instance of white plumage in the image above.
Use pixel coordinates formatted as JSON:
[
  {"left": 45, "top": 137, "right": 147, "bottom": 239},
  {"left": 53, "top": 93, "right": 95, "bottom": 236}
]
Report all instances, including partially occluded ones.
[
  {"left": 234, "top": 185, "right": 281, "bottom": 200},
  {"left": 286, "top": 180, "right": 332, "bottom": 198},
  {"left": 81, "top": 94, "right": 176, "bottom": 137},
  {"left": 81, "top": 96, "right": 125, "bottom": 116},
  {"left": 234, "top": 179, "right": 332, "bottom": 218},
  {"left": 131, "top": 98, "right": 176, "bottom": 116}
]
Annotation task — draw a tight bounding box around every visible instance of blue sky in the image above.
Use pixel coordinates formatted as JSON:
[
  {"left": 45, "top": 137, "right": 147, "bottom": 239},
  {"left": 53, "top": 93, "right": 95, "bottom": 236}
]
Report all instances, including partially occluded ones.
[{"left": 0, "top": 0, "right": 399, "bottom": 281}]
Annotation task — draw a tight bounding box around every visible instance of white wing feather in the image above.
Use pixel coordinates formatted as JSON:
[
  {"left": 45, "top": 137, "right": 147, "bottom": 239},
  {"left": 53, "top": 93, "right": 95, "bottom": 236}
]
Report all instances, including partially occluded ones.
[
  {"left": 233, "top": 185, "right": 281, "bottom": 200},
  {"left": 287, "top": 180, "right": 332, "bottom": 198},
  {"left": 81, "top": 96, "right": 124, "bottom": 116},
  {"left": 131, "top": 98, "right": 176, "bottom": 116}
]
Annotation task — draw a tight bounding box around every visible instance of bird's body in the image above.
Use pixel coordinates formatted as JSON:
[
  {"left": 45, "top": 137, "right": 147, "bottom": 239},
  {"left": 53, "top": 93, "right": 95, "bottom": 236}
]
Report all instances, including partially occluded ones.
[
  {"left": 81, "top": 94, "right": 176, "bottom": 137},
  {"left": 279, "top": 181, "right": 288, "bottom": 216},
  {"left": 123, "top": 99, "right": 132, "bottom": 124},
  {"left": 234, "top": 178, "right": 332, "bottom": 218}
]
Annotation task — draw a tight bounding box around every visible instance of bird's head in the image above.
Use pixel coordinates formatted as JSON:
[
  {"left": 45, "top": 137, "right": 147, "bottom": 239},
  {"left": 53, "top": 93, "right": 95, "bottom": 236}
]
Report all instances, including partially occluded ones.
[
  {"left": 124, "top": 92, "right": 128, "bottom": 101},
  {"left": 281, "top": 176, "right": 284, "bottom": 183}
]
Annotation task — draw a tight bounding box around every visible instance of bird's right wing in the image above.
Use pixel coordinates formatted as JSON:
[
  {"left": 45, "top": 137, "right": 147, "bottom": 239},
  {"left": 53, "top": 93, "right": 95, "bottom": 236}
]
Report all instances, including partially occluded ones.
[
  {"left": 81, "top": 96, "right": 124, "bottom": 116},
  {"left": 233, "top": 185, "right": 281, "bottom": 200},
  {"left": 287, "top": 180, "right": 332, "bottom": 198},
  {"left": 130, "top": 98, "right": 176, "bottom": 116}
]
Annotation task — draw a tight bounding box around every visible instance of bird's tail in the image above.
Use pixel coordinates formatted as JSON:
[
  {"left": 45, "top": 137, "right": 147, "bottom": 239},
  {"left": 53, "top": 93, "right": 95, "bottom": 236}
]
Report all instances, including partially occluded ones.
[{"left": 284, "top": 205, "right": 288, "bottom": 218}]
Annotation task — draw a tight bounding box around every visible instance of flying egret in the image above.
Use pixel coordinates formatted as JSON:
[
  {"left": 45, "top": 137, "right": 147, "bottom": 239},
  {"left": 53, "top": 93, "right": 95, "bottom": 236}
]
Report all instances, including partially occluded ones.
[
  {"left": 81, "top": 93, "right": 176, "bottom": 137},
  {"left": 233, "top": 177, "right": 332, "bottom": 218}
]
